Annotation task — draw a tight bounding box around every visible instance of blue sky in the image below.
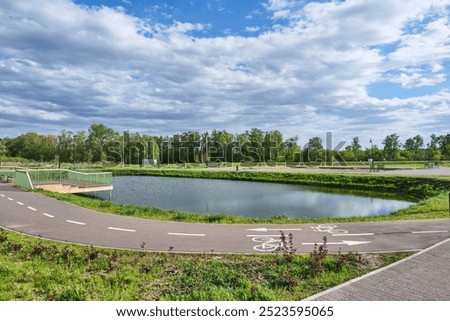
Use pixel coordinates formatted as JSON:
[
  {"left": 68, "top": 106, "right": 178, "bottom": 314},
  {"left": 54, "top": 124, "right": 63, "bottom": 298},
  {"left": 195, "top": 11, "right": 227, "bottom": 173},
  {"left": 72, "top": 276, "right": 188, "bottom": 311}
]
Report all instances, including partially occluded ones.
[{"left": 1, "top": 0, "right": 449, "bottom": 147}]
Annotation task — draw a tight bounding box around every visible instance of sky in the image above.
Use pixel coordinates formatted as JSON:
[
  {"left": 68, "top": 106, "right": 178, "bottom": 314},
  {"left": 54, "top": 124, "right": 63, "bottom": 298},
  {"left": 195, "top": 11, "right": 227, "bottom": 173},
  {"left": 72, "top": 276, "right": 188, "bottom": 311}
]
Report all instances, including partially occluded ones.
[{"left": 1, "top": 0, "right": 450, "bottom": 147}]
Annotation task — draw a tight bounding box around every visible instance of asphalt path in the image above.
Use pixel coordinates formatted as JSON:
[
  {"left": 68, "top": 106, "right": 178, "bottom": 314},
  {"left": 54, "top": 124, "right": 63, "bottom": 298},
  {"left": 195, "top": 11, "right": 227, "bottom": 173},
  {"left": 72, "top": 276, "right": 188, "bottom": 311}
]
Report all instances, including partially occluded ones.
[{"left": 1, "top": 182, "right": 449, "bottom": 254}]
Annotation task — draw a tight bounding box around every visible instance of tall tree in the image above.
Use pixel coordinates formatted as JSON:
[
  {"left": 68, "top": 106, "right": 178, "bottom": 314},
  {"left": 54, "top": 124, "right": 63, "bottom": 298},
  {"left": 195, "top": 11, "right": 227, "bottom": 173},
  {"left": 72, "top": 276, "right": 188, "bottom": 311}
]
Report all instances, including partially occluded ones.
[
  {"left": 86, "top": 124, "right": 119, "bottom": 162},
  {"left": 382, "top": 133, "right": 401, "bottom": 160}
]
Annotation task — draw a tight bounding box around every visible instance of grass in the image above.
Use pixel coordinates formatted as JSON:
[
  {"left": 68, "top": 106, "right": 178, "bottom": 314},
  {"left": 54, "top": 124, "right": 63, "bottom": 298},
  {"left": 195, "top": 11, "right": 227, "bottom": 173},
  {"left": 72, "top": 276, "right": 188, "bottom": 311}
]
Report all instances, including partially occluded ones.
[
  {"left": 0, "top": 229, "right": 411, "bottom": 301},
  {"left": 36, "top": 169, "right": 450, "bottom": 224}
]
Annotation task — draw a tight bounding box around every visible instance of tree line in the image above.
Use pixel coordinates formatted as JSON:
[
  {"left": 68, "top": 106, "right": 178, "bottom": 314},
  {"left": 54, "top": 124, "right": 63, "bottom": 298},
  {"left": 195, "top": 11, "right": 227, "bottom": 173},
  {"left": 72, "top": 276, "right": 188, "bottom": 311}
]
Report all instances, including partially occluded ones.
[{"left": 0, "top": 124, "right": 449, "bottom": 164}]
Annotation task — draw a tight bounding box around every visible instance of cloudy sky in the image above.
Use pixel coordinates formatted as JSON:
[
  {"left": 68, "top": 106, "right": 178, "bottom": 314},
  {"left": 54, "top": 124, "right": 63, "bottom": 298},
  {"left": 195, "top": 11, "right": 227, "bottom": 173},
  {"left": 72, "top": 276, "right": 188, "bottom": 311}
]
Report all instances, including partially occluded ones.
[{"left": 1, "top": 0, "right": 449, "bottom": 146}]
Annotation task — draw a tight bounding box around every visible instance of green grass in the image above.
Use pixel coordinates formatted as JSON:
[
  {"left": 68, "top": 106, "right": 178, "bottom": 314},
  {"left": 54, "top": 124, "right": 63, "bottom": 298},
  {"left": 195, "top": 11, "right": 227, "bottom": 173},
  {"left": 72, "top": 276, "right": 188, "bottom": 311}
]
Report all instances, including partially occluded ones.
[
  {"left": 37, "top": 169, "right": 450, "bottom": 224},
  {"left": 0, "top": 229, "right": 411, "bottom": 301}
]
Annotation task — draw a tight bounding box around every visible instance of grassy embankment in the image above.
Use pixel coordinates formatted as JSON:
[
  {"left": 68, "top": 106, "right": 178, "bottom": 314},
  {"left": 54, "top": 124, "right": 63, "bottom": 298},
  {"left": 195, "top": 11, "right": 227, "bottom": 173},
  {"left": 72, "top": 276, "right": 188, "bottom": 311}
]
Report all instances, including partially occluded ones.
[
  {"left": 0, "top": 228, "right": 410, "bottom": 300},
  {"left": 39, "top": 168, "right": 450, "bottom": 224},
  {"left": 2, "top": 169, "right": 446, "bottom": 300}
]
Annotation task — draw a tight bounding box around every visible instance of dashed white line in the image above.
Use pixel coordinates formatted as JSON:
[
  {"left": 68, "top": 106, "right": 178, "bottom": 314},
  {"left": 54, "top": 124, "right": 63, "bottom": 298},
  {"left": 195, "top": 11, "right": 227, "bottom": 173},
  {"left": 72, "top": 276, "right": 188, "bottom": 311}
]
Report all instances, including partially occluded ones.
[
  {"left": 108, "top": 227, "right": 136, "bottom": 233},
  {"left": 7, "top": 197, "right": 13, "bottom": 201},
  {"left": 332, "top": 233, "right": 375, "bottom": 237},
  {"left": 42, "top": 213, "right": 55, "bottom": 218},
  {"left": 0, "top": 194, "right": 5, "bottom": 197},
  {"left": 16, "top": 201, "right": 24, "bottom": 206},
  {"left": 411, "top": 230, "right": 448, "bottom": 234},
  {"left": 167, "top": 232, "right": 206, "bottom": 237},
  {"left": 27, "top": 206, "right": 37, "bottom": 212},
  {"left": 66, "top": 220, "right": 86, "bottom": 226}
]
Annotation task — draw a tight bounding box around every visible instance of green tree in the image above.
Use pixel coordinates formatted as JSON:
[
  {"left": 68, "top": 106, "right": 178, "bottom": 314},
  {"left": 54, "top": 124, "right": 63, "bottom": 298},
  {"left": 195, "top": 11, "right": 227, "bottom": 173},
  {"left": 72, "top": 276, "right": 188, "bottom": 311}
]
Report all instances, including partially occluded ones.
[
  {"left": 86, "top": 124, "right": 119, "bottom": 162},
  {"left": 382, "top": 133, "right": 401, "bottom": 160},
  {"left": 6, "top": 132, "right": 57, "bottom": 162},
  {"left": 305, "top": 136, "right": 324, "bottom": 162},
  {"left": 263, "top": 130, "right": 284, "bottom": 162},
  {"left": 210, "top": 129, "right": 234, "bottom": 162},
  {"left": 404, "top": 135, "right": 424, "bottom": 160}
]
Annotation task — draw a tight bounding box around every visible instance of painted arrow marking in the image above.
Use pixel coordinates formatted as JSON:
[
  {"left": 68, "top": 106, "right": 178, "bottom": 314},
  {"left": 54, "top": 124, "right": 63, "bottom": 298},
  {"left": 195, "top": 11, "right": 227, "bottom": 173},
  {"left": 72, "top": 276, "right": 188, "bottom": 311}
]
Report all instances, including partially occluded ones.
[
  {"left": 302, "top": 240, "right": 371, "bottom": 246},
  {"left": 246, "top": 228, "right": 302, "bottom": 232}
]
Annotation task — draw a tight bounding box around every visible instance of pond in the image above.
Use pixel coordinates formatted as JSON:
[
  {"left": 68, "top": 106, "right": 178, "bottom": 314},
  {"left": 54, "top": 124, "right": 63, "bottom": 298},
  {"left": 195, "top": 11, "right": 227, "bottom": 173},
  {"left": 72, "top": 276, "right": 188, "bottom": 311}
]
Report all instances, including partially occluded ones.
[{"left": 93, "top": 176, "right": 414, "bottom": 219}]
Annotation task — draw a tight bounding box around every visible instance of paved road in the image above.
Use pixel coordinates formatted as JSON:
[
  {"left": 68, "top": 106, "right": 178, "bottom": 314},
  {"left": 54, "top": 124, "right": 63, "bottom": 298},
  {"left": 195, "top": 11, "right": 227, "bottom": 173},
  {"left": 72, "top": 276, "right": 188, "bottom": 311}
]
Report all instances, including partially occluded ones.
[
  {"left": 1, "top": 182, "right": 449, "bottom": 254},
  {"left": 306, "top": 238, "right": 450, "bottom": 300}
]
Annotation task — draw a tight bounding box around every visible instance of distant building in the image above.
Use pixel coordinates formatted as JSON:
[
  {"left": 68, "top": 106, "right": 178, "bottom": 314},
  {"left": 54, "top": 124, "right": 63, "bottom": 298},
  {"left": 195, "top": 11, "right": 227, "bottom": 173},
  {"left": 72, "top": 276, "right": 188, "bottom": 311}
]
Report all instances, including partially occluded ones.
[{"left": 142, "top": 159, "right": 158, "bottom": 166}]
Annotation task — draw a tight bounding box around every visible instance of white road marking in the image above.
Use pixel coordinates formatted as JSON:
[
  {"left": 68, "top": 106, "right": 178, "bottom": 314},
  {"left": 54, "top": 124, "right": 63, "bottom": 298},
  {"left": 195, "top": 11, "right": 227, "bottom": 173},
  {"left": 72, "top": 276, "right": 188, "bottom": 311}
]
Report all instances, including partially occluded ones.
[
  {"left": 108, "top": 227, "right": 136, "bottom": 233},
  {"left": 7, "top": 197, "right": 13, "bottom": 201},
  {"left": 411, "top": 230, "right": 448, "bottom": 234},
  {"left": 0, "top": 194, "right": 5, "bottom": 197},
  {"left": 246, "top": 228, "right": 302, "bottom": 232},
  {"left": 16, "top": 201, "right": 24, "bottom": 206},
  {"left": 66, "top": 220, "right": 86, "bottom": 226},
  {"left": 42, "top": 213, "right": 55, "bottom": 218},
  {"left": 246, "top": 234, "right": 280, "bottom": 237},
  {"left": 27, "top": 206, "right": 37, "bottom": 211},
  {"left": 302, "top": 240, "right": 371, "bottom": 246},
  {"left": 332, "top": 233, "right": 375, "bottom": 237},
  {"left": 167, "top": 232, "right": 205, "bottom": 237}
]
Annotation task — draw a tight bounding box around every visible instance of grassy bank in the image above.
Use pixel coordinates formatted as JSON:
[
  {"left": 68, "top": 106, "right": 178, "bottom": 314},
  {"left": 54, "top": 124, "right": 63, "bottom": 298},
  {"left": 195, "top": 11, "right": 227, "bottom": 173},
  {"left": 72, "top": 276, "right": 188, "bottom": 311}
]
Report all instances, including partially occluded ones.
[
  {"left": 109, "top": 168, "right": 450, "bottom": 198},
  {"left": 38, "top": 169, "right": 450, "bottom": 224},
  {"left": 0, "top": 229, "right": 410, "bottom": 300}
]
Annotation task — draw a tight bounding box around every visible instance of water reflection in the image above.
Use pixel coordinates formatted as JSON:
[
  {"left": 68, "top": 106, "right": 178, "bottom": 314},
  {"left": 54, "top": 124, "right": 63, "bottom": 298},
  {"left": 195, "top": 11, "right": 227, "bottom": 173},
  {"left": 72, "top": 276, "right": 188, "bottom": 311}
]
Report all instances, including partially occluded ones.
[{"left": 93, "top": 176, "right": 414, "bottom": 219}]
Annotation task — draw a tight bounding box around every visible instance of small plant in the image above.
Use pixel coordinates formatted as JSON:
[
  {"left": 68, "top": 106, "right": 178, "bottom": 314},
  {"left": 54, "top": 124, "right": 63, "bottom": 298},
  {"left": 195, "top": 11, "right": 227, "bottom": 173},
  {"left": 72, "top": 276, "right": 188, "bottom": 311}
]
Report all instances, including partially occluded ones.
[
  {"left": 0, "top": 229, "right": 7, "bottom": 243},
  {"left": 274, "top": 231, "right": 296, "bottom": 260},
  {"left": 336, "top": 250, "right": 364, "bottom": 270},
  {"left": 107, "top": 251, "right": 119, "bottom": 272},
  {"left": 310, "top": 236, "right": 328, "bottom": 275},
  {"left": 85, "top": 245, "right": 100, "bottom": 261},
  {"left": 29, "top": 242, "right": 48, "bottom": 258}
]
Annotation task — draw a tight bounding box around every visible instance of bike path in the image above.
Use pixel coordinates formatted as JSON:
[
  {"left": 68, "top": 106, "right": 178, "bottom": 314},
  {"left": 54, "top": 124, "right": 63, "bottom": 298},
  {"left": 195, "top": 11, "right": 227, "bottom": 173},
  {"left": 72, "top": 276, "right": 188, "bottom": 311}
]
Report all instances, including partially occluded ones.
[
  {"left": 1, "top": 182, "right": 449, "bottom": 254},
  {"left": 306, "top": 237, "right": 450, "bottom": 300}
]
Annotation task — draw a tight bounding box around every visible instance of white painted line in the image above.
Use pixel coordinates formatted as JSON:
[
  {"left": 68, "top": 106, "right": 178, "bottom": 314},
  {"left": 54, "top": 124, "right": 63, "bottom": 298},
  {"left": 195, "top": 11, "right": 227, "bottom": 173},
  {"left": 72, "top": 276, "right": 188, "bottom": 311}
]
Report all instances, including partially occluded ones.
[
  {"left": 246, "top": 235, "right": 280, "bottom": 237},
  {"left": 7, "top": 197, "right": 13, "bottom": 201},
  {"left": 42, "top": 213, "right": 55, "bottom": 218},
  {"left": 411, "top": 230, "right": 448, "bottom": 234},
  {"left": 332, "top": 233, "right": 375, "bottom": 237},
  {"left": 27, "top": 206, "right": 37, "bottom": 212},
  {"left": 108, "top": 227, "right": 136, "bottom": 233},
  {"left": 302, "top": 240, "right": 371, "bottom": 246},
  {"left": 167, "top": 232, "right": 205, "bottom": 237},
  {"left": 0, "top": 194, "right": 5, "bottom": 197},
  {"left": 16, "top": 202, "right": 24, "bottom": 206},
  {"left": 66, "top": 220, "right": 86, "bottom": 226},
  {"left": 246, "top": 228, "right": 302, "bottom": 232}
]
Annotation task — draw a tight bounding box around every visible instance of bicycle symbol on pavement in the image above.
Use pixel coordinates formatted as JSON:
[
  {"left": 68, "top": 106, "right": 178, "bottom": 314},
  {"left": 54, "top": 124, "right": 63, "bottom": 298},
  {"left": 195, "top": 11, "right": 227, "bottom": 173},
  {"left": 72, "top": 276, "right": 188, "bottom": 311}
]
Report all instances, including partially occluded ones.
[
  {"left": 250, "top": 236, "right": 281, "bottom": 252},
  {"left": 311, "top": 224, "right": 348, "bottom": 235}
]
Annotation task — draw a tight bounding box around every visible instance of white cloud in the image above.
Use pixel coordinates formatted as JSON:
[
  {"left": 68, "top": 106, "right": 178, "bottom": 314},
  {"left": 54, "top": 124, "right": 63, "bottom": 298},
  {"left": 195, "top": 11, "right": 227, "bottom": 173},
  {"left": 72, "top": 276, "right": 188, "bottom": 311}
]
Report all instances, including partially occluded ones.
[{"left": 0, "top": 0, "right": 449, "bottom": 141}]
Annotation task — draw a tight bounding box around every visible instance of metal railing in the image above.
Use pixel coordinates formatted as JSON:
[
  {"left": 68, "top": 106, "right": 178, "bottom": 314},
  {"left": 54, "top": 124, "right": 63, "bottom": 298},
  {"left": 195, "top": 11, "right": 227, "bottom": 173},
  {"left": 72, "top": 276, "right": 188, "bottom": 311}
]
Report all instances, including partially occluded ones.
[
  {"left": 13, "top": 169, "right": 112, "bottom": 190},
  {"left": 0, "top": 170, "right": 16, "bottom": 182}
]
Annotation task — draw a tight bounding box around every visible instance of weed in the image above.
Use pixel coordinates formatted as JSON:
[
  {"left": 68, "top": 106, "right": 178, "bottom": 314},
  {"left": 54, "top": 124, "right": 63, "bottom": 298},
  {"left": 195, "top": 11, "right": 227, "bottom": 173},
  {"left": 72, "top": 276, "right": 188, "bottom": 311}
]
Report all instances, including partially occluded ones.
[
  {"left": 274, "top": 231, "right": 296, "bottom": 261},
  {"left": 310, "top": 236, "right": 328, "bottom": 275},
  {"left": 107, "top": 251, "right": 119, "bottom": 272},
  {"left": 336, "top": 250, "right": 364, "bottom": 271},
  {"left": 6, "top": 241, "right": 22, "bottom": 254},
  {"left": 0, "top": 229, "right": 7, "bottom": 243},
  {"left": 29, "top": 242, "right": 48, "bottom": 258},
  {"left": 85, "top": 245, "right": 100, "bottom": 261}
]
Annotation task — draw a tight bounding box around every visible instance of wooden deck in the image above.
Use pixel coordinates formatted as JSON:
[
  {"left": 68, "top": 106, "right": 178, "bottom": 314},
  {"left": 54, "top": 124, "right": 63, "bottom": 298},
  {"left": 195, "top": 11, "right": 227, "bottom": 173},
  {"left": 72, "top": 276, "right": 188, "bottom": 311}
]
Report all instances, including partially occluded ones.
[{"left": 35, "top": 182, "right": 113, "bottom": 194}]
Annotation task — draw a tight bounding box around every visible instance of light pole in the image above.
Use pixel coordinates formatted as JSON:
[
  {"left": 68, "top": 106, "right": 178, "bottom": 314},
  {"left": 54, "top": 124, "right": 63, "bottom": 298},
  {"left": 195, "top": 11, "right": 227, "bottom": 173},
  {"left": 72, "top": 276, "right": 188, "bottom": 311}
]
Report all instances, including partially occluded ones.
[{"left": 369, "top": 138, "right": 374, "bottom": 172}]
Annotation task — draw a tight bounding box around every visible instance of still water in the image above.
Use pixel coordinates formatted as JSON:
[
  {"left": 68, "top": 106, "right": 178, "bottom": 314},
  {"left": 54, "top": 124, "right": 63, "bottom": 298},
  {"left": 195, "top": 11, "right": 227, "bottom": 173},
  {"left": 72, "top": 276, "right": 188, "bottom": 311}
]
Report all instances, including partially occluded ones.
[{"left": 95, "top": 176, "right": 414, "bottom": 219}]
